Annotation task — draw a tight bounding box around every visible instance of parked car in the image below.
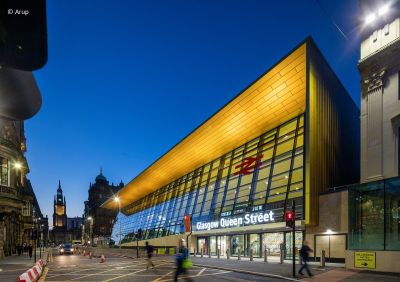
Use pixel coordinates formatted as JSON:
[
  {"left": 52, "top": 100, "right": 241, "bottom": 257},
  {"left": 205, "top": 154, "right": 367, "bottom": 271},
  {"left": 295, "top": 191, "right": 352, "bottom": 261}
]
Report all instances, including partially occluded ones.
[{"left": 59, "top": 243, "right": 73, "bottom": 255}]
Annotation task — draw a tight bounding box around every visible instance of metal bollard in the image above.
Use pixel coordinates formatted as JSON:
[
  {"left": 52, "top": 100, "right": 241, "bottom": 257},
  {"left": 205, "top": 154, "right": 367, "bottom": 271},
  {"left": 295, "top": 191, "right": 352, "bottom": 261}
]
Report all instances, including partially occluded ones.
[
  {"left": 217, "top": 249, "right": 220, "bottom": 259},
  {"left": 250, "top": 249, "right": 253, "bottom": 261},
  {"left": 238, "top": 249, "right": 241, "bottom": 260},
  {"left": 321, "top": 250, "right": 326, "bottom": 267},
  {"left": 280, "top": 249, "right": 284, "bottom": 264},
  {"left": 264, "top": 248, "right": 268, "bottom": 262},
  {"left": 201, "top": 249, "right": 203, "bottom": 258},
  {"left": 194, "top": 249, "right": 196, "bottom": 257},
  {"left": 226, "top": 249, "right": 230, "bottom": 260},
  {"left": 208, "top": 250, "right": 211, "bottom": 258}
]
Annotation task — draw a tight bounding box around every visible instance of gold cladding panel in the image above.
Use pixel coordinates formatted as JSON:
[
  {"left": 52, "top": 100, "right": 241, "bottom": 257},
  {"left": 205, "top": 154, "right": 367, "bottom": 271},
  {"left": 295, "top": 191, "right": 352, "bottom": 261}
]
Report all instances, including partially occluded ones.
[{"left": 106, "top": 43, "right": 307, "bottom": 210}]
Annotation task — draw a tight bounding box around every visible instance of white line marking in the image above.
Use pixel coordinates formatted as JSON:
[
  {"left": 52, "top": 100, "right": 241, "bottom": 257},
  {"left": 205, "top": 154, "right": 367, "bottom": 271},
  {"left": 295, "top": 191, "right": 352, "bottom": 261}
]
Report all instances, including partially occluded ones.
[
  {"left": 196, "top": 268, "right": 206, "bottom": 276},
  {"left": 152, "top": 270, "right": 174, "bottom": 282}
]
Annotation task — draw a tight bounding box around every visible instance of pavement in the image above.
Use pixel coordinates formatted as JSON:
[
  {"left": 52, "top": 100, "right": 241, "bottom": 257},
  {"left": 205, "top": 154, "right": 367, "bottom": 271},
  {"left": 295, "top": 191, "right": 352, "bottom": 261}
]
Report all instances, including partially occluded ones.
[
  {"left": 44, "top": 251, "right": 283, "bottom": 281},
  {"left": 1, "top": 247, "right": 400, "bottom": 281},
  {"left": 0, "top": 248, "right": 49, "bottom": 281}
]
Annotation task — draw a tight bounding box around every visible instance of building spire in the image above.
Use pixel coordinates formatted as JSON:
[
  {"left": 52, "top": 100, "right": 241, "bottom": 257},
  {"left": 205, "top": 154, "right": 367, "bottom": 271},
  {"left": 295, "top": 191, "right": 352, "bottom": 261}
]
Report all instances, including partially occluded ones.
[
  {"left": 58, "top": 179, "right": 61, "bottom": 188},
  {"left": 100, "top": 167, "right": 103, "bottom": 175}
]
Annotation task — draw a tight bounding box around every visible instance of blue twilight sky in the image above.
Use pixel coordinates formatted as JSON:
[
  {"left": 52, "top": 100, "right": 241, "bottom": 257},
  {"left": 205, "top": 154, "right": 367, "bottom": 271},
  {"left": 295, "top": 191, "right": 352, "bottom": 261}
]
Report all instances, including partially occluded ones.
[{"left": 26, "top": 0, "right": 361, "bottom": 225}]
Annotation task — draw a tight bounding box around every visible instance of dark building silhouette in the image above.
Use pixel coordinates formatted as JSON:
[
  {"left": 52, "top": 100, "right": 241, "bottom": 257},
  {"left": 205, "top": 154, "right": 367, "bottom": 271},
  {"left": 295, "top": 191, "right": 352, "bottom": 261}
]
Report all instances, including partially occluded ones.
[{"left": 84, "top": 170, "right": 123, "bottom": 246}]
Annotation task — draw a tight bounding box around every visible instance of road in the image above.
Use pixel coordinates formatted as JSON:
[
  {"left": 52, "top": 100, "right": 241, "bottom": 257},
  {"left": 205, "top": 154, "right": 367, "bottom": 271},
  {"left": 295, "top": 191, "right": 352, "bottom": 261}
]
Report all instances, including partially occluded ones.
[{"left": 44, "top": 251, "right": 287, "bottom": 282}]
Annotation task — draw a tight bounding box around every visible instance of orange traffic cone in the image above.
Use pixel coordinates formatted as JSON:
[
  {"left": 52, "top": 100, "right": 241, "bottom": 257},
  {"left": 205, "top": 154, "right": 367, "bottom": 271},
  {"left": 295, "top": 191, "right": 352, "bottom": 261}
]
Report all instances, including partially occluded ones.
[{"left": 100, "top": 254, "right": 105, "bottom": 263}]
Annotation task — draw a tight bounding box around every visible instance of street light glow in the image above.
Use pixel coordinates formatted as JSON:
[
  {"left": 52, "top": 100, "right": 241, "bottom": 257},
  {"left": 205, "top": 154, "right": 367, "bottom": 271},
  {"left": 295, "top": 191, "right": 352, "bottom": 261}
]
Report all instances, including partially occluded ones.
[
  {"left": 365, "top": 13, "right": 376, "bottom": 24},
  {"left": 378, "top": 4, "right": 389, "bottom": 16},
  {"left": 114, "top": 196, "right": 120, "bottom": 203},
  {"left": 365, "top": 4, "right": 390, "bottom": 25},
  {"left": 87, "top": 216, "right": 92, "bottom": 220},
  {"left": 14, "top": 162, "right": 23, "bottom": 169}
]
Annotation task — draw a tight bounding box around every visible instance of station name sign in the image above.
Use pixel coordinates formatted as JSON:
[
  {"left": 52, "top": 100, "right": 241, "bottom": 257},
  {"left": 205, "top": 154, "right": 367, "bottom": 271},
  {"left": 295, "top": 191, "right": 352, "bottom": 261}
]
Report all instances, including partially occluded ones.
[{"left": 195, "top": 211, "right": 275, "bottom": 231}]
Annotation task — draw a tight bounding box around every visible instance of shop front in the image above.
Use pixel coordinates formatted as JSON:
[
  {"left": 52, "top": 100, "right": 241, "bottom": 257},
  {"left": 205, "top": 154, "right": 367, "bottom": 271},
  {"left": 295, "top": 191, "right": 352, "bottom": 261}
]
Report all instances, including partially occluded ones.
[{"left": 193, "top": 212, "right": 304, "bottom": 259}]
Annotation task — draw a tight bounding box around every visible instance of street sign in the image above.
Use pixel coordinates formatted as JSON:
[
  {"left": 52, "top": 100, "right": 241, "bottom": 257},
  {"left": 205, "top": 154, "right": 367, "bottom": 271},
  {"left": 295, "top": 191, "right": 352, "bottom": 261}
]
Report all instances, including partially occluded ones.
[{"left": 354, "top": 251, "right": 376, "bottom": 269}]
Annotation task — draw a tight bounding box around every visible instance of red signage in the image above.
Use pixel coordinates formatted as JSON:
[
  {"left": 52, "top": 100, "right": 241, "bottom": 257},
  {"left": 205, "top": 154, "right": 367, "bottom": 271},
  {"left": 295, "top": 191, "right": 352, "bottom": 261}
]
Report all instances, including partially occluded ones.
[
  {"left": 234, "top": 154, "right": 263, "bottom": 176},
  {"left": 184, "top": 215, "right": 191, "bottom": 232}
]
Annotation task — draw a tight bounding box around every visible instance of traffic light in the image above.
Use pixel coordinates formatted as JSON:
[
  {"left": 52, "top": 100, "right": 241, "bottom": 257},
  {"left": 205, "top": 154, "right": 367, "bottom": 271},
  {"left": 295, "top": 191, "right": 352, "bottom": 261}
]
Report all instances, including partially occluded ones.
[
  {"left": 0, "top": 0, "right": 48, "bottom": 70},
  {"left": 184, "top": 215, "right": 191, "bottom": 233},
  {"left": 285, "top": 210, "right": 295, "bottom": 228}
]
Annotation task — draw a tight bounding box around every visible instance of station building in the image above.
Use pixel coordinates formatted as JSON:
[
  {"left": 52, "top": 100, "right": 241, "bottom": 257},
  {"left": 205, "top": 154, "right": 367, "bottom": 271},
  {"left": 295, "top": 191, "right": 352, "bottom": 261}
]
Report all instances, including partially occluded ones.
[{"left": 104, "top": 38, "right": 359, "bottom": 262}]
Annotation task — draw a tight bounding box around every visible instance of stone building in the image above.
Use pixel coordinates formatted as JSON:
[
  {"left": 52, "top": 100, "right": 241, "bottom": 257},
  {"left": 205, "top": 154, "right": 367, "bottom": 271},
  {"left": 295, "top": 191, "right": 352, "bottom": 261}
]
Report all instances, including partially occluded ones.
[
  {"left": 84, "top": 170, "right": 123, "bottom": 246},
  {"left": 0, "top": 117, "right": 43, "bottom": 259}
]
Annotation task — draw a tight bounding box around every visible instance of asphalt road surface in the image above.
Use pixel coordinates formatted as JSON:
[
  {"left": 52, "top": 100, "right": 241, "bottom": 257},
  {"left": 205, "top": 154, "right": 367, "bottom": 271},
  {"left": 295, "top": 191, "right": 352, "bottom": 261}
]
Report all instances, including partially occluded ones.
[{"left": 45, "top": 252, "right": 287, "bottom": 282}]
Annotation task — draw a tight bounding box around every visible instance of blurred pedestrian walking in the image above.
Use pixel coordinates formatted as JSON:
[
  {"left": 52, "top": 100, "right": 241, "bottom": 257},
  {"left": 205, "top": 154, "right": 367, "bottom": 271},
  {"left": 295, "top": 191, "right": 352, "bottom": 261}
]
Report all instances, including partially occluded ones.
[
  {"left": 145, "top": 241, "right": 155, "bottom": 269},
  {"left": 174, "top": 239, "right": 193, "bottom": 282}
]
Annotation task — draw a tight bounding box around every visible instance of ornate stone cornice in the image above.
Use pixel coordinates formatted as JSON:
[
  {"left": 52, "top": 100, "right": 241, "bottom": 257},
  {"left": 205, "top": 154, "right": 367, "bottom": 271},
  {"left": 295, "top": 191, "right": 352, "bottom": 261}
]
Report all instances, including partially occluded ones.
[{"left": 363, "top": 67, "right": 386, "bottom": 94}]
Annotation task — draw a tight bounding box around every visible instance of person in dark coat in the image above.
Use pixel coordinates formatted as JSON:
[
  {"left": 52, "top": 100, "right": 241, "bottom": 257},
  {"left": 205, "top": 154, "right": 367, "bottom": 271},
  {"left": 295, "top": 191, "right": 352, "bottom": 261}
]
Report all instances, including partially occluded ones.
[
  {"left": 145, "top": 241, "right": 155, "bottom": 269},
  {"left": 298, "top": 240, "right": 313, "bottom": 277},
  {"left": 28, "top": 244, "right": 33, "bottom": 258}
]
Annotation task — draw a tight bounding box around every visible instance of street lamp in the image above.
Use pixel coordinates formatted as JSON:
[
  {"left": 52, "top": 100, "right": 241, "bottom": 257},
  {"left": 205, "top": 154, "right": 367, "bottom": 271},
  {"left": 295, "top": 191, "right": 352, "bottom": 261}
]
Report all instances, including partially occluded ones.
[
  {"left": 114, "top": 196, "right": 121, "bottom": 253},
  {"left": 364, "top": 3, "right": 390, "bottom": 25},
  {"left": 87, "top": 216, "right": 93, "bottom": 246},
  {"left": 14, "top": 162, "right": 23, "bottom": 170}
]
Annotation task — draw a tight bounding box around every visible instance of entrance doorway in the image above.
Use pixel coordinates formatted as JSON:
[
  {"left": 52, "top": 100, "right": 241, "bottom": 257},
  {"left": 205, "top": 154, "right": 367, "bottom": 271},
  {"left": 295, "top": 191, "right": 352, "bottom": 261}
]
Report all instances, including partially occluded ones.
[
  {"left": 314, "top": 234, "right": 346, "bottom": 263},
  {"left": 217, "top": 235, "right": 228, "bottom": 256},
  {"left": 197, "top": 237, "right": 208, "bottom": 255}
]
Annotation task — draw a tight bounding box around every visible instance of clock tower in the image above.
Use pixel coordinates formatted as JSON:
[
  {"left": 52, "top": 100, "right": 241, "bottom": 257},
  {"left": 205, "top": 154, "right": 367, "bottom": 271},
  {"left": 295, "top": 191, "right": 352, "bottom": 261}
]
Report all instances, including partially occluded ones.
[{"left": 53, "top": 180, "right": 67, "bottom": 229}]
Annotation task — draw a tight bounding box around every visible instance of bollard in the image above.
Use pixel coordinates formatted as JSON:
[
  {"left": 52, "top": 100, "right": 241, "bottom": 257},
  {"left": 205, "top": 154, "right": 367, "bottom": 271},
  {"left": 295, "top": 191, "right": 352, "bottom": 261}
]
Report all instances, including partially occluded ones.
[
  {"left": 208, "top": 250, "right": 211, "bottom": 258},
  {"left": 238, "top": 249, "right": 241, "bottom": 260},
  {"left": 264, "top": 248, "right": 268, "bottom": 262},
  {"left": 321, "top": 250, "right": 326, "bottom": 267},
  {"left": 280, "top": 249, "right": 284, "bottom": 264},
  {"left": 194, "top": 249, "right": 196, "bottom": 257},
  {"left": 250, "top": 249, "right": 253, "bottom": 261},
  {"left": 226, "top": 249, "right": 230, "bottom": 260},
  {"left": 217, "top": 249, "right": 220, "bottom": 259},
  {"left": 201, "top": 248, "right": 203, "bottom": 258}
]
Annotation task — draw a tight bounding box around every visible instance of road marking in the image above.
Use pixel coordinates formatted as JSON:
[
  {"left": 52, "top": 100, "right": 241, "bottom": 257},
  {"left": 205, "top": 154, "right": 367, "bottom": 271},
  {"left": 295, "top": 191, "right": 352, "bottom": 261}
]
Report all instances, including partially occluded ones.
[
  {"left": 102, "top": 261, "right": 172, "bottom": 282},
  {"left": 68, "top": 262, "right": 145, "bottom": 281},
  {"left": 155, "top": 270, "right": 233, "bottom": 282},
  {"left": 101, "top": 269, "right": 147, "bottom": 282},
  {"left": 196, "top": 268, "right": 206, "bottom": 276},
  {"left": 151, "top": 270, "right": 173, "bottom": 282}
]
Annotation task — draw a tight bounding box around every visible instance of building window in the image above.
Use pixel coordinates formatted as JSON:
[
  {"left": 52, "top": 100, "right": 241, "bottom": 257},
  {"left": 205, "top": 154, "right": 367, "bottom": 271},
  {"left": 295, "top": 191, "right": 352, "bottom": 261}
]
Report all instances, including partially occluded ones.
[{"left": 0, "top": 157, "right": 9, "bottom": 186}]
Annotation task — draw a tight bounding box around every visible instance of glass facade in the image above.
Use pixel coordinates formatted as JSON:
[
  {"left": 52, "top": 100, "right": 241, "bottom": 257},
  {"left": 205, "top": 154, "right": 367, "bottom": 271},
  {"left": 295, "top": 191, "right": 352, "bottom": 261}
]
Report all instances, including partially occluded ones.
[
  {"left": 349, "top": 177, "right": 400, "bottom": 251},
  {"left": 113, "top": 115, "right": 305, "bottom": 243}
]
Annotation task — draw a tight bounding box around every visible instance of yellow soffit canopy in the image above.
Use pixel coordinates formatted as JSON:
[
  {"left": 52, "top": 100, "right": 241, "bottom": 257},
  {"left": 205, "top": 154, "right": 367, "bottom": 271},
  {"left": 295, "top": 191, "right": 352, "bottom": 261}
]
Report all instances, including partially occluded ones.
[{"left": 104, "top": 42, "right": 307, "bottom": 210}]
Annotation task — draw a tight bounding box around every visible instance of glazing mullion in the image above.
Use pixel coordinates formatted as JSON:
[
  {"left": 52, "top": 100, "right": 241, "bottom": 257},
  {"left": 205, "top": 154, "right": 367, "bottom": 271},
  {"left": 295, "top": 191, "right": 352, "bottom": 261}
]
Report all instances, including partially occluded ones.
[
  {"left": 184, "top": 169, "right": 200, "bottom": 216},
  {"left": 219, "top": 153, "right": 236, "bottom": 215},
  {"left": 232, "top": 143, "right": 249, "bottom": 212},
  {"left": 198, "top": 164, "right": 213, "bottom": 218},
  {"left": 264, "top": 130, "right": 279, "bottom": 206},
  {"left": 249, "top": 134, "right": 268, "bottom": 210}
]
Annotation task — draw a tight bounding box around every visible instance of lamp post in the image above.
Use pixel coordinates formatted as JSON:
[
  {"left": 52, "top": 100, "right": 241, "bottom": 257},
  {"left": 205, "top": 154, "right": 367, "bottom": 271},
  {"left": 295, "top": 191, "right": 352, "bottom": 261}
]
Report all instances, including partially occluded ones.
[
  {"left": 114, "top": 196, "right": 121, "bottom": 254},
  {"left": 87, "top": 216, "right": 93, "bottom": 246}
]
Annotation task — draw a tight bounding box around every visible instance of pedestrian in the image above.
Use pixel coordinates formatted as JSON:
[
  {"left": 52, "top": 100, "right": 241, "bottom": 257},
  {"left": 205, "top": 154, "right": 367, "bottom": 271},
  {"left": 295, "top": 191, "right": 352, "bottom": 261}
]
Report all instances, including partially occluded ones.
[
  {"left": 28, "top": 244, "right": 33, "bottom": 258},
  {"left": 174, "top": 239, "right": 193, "bottom": 282},
  {"left": 298, "top": 240, "right": 313, "bottom": 277},
  {"left": 145, "top": 241, "right": 155, "bottom": 269}
]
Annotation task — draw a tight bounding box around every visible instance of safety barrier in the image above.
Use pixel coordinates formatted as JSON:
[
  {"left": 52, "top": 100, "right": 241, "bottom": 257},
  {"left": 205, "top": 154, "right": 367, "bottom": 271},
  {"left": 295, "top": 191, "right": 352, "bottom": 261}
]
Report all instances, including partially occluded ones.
[{"left": 17, "top": 259, "right": 45, "bottom": 282}]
